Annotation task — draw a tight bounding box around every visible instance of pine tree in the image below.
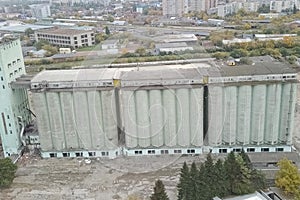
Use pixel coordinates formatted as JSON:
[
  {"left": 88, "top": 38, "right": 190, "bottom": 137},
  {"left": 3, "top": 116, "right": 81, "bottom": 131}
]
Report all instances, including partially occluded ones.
[
  {"left": 203, "top": 153, "right": 217, "bottom": 199},
  {"left": 189, "top": 162, "right": 199, "bottom": 200},
  {"left": 214, "top": 159, "right": 230, "bottom": 197},
  {"left": 198, "top": 163, "right": 210, "bottom": 200},
  {"left": 177, "top": 162, "right": 190, "bottom": 200},
  {"left": 224, "top": 152, "right": 240, "bottom": 194},
  {"left": 239, "top": 149, "right": 252, "bottom": 169},
  {"left": 150, "top": 180, "right": 169, "bottom": 200}
]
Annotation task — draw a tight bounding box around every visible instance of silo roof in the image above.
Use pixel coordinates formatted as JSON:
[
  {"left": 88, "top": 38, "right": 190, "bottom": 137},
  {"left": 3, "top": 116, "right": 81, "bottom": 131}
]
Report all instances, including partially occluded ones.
[{"left": 31, "top": 68, "right": 119, "bottom": 83}]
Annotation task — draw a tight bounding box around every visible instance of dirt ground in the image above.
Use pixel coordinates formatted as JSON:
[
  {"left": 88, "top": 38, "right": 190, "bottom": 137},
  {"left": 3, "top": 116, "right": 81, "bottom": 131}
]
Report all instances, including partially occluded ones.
[{"left": 0, "top": 154, "right": 206, "bottom": 200}]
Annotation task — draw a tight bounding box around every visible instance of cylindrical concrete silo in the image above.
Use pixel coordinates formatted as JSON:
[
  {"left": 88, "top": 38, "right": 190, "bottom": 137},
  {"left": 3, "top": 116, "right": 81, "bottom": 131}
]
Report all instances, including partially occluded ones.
[
  {"left": 236, "top": 85, "right": 251, "bottom": 145},
  {"left": 149, "top": 89, "right": 164, "bottom": 147},
  {"left": 176, "top": 88, "right": 190, "bottom": 147},
  {"left": 122, "top": 90, "right": 138, "bottom": 148},
  {"left": 222, "top": 86, "right": 237, "bottom": 145},
  {"left": 251, "top": 85, "right": 266, "bottom": 144},
  {"left": 286, "top": 83, "right": 297, "bottom": 144},
  {"left": 46, "top": 92, "right": 65, "bottom": 150},
  {"left": 60, "top": 91, "right": 79, "bottom": 149},
  {"left": 135, "top": 90, "right": 151, "bottom": 148},
  {"left": 207, "top": 86, "right": 223, "bottom": 146},
  {"left": 101, "top": 90, "right": 118, "bottom": 150},
  {"left": 163, "top": 89, "right": 177, "bottom": 147},
  {"left": 190, "top": 87, "right": 203, "bottom": 146},
  {"left": 278, "top": 83, "right": 291, "bottom": 143},
  {"left": 264, "top": 84, "right": 281, "bottom": 144},
  {"left": 87, "top": 91, "right": 105, "bottom": 149},
  {"left": 32, "top": 92, "right": 53, "bottom": 151},
  {"left": 73, "top": 91, "right": 92, "bottom": 149}
]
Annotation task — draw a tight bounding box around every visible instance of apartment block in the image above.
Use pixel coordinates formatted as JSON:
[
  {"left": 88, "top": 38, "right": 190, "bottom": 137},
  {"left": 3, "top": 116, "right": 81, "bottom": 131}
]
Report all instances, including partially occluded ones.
[{"left": 35, "top": 28, "right": 95, "bottom": 49}]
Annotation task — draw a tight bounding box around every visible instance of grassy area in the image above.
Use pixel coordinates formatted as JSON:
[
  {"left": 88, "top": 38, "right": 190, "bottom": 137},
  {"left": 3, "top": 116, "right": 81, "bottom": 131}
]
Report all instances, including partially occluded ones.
[
  {"left": 76, "top": 45, "right": 102, "bottom": 51},
  {"left": 25, "top": 52, "right": 211, "bottom": 74}
]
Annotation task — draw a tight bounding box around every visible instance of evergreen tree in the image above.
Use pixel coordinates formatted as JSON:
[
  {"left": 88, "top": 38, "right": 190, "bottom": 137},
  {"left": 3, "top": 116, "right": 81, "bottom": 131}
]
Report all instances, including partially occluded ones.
[
  {"left": 0, "top": 158, "right": 17, "bottom": 188},
  {"left": 293, "top": 4, "right": 297, "bottom": 14},
  {"left": 189, "top": 162, "right": 199, "bottom": 200},
  {"left": 239, "top": 149, "right": 252, "bottom": 169},
  {"left": 177, "top": 162, "right": 190, "bottom": 200},
  {"left": 250, "top": 169, "right": 266, "bottom": 191},
  {"left": 235, "top": 155, "right": 255, "bottom": 194},
  {"left": 203, "top": 153, "right": 217, "bottom": 199},
  {"left": 224, "top": 151, "right": 240, "bottom": 194},
  {"left": 150, "top": 180, "right": 169, "bottom": 200},
  {"left": 198, "top": 163, "right": 210, "bottom": 200},
  {"left": 214, "top": 159, "right": 230, "bottom": 197}
]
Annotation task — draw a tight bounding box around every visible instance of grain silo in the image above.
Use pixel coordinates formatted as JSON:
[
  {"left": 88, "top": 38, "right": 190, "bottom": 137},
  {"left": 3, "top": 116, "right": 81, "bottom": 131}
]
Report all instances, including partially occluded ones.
[
  {"left": 206, "top": 58, "right": 298, "bottom": 153},
  {"left": 30, "top": 69, "right": 120, "bottom": 158},
  {"left": 118, "top": 66, "right": 205, "bottom": 155}
]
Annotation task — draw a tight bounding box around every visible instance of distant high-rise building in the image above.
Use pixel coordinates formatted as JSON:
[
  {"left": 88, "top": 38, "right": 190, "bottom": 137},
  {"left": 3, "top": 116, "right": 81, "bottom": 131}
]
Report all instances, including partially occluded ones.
[
  {"left": 30, "top": 4, "right": 51, "bottom": 19},
  {"left": 162, "top": 0, "right": 185, "bottom": 17},
  {"left": 0, "top": 37, "right": 31, "bottom": 157}
]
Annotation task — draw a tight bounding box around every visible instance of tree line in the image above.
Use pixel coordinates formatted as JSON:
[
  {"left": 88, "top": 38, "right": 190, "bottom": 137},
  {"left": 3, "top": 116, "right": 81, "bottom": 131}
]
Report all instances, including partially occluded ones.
[{"left": 150, "top": 150, "right": 266, "bottom": 200}]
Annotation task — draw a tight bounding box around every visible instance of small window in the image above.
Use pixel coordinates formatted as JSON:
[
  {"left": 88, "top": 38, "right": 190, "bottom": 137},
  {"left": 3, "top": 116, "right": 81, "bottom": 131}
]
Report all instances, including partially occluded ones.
[
  {"left": 148, "top": 150, "right": 155, "bottom": 154},
  {"left": 233, "top": 148, "right": 242, "bottom": 152},
  {"left": 88, "top": 152, "right": 96, "bottom": 157},
  {"left": 7, "top": 115, "right": 9, "bottom": 119},
  {"left": 276, "top": 148, "right": 284, "bottom": 152},
  {"left": 62, "top": 152, "right": 70, "bottom": 157},
  {"left": 261, "top": 148, "right": 269, "bottom": 152},
  {"left": 2, "top": 85, "right": 5, "bottom": 89},
  {"left": 161, "top": 150, "right": 169, "bottom": 154},
  {"left": 0, "top": 77, "right": 3, "bottom": 81},
  {"left": 9, "top": 130, "right": 12, "bottom": 134},
  {"left": 187, "top": 149, "right": 195, "bottom": 154},
  {"left": 219, "top": 149, "right": 227, "bottom": 153},
  {"left": 174, "top": 149, "right": 182, "bottom": 154},
  {"left": 75, "top": 152, "right": 83, "bottom": 157},
  {"left": 134, "top": 150, "right": 142, "bottom": 155},
  {"left": 247, "top": 148, "right": 255, "bottom": 152},
  {"left": 49, "top": 153, "right": 57, "bottom": 157}
]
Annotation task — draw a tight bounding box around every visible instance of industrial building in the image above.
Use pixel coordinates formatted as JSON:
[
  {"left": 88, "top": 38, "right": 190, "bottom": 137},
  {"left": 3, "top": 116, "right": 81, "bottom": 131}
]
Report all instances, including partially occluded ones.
[
  {"left": 0, "top": 37, "right": 31, "bottom": 157},
  {"left": 28, "top": 57, "right": 298, "bottom": 158},
  {"left": 35, "top": 28, "right": 95, "bottom": 49}
]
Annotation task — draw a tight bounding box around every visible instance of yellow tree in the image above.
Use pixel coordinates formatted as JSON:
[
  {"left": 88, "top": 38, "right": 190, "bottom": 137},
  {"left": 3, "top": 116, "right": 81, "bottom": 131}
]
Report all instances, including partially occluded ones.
[{"left": 275, "top": 158, "right": 300, "bottom": 197}]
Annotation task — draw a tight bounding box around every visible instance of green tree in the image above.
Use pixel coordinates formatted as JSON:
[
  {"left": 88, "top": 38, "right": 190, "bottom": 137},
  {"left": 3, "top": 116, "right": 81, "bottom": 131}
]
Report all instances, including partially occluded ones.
[
  {"left": 275, "top": 158, "right": 300, "bottom": 196},
  {"left": 0, "top": 158, "right": 18, "bottom": 188},
  {"left": 257, "top": 4, "right": 270, "bottom": 13},
  {"left": 34, "top": 40, "right": 50, "bottom": 50},
  {"left": 42, "top": 45, "right": 58, "bottom": 56},
  {"left": 150, "top": 180, "right": 169, "bottom": 200},
  {"left": 24, "top": 28, "right": 34, "bottom": 37},
  {"left": 214, "top": 159, "right": 230, "bottom": 197},
  {"left": 239, "top": 149, "right": 252, "bottom": 169},
  {"left": 293, "top": 4, "right": 297, "bottom": 14},
  {"left": 105, "top": 26, "right": 111, "bottom": 35},
  {"left": 177, "top": 162, "right": 190, "bottom": 200},
  {"left": 230, "top": 48, "right": 249, "bottom": 58},
  {"left": 188, "top": 162, "right": 199, "bottom": 200}
]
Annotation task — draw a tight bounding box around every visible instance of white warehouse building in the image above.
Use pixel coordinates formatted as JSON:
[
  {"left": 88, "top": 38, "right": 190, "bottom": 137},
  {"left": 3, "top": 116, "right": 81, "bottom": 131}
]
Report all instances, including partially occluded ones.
[{"left": 28, "top": 57, "right": 298, "bottom": 158}]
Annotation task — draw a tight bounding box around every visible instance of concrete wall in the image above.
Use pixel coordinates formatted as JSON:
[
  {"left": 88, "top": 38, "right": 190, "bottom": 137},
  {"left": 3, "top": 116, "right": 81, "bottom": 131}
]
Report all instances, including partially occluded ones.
[
  {"left": 207, "top": 83, "right": 297, "bottom": 147},
  {"left": 120, "top": 87, "right": 203, "bottom": 149},
  {"left": 32, "top": 90, "right": 118, "bottom": 152}
]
